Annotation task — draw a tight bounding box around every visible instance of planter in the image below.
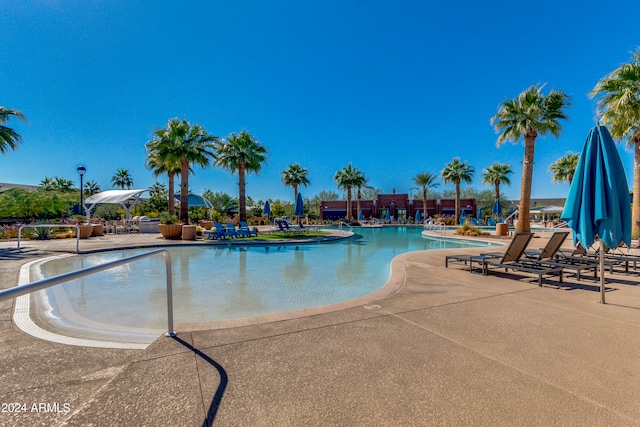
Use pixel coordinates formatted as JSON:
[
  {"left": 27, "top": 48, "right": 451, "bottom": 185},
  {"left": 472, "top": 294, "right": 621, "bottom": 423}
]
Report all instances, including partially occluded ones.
[
  {"left": 78, "top": 225, "right": 94, "bottom": 239},
  {"left": 182, "top": 225, "right": 197, "bottom": 241},
  {"left": 91, "top": 224, "right": 104, "bottom": 236},
  {"left": 159, "top": 224, "right": 183, "bottom": 239},
  {"left": 199, "top": 220, "right": 213, "bottom": 230}
]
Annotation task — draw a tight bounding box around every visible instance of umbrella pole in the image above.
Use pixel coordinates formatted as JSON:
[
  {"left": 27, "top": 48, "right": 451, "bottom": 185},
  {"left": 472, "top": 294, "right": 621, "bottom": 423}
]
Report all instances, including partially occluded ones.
[{"left": 600, "top": 239, "right": 606, "bottom": 304}]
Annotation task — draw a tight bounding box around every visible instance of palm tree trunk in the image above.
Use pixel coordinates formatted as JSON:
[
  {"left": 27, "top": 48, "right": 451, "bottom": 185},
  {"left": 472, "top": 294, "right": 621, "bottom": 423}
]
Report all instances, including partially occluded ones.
[
  {"left": 238, "top": 164, "right": 247, "bottom": 223},
  {"left": 495, "top": 182, "right": 500, "bottom": 201},
  {"left": 455, "top": 182, "right": 460, "bottom": 224},
  {"left": 517, "top": 136, "right": 536, "bottom": 233},
  {"left": 356, "top": 188, "right": 362, "bottom": 221},
  {"left": 633, "top": 142, "right": 640, "bottom": 239},
  {"left": 422, "top": 187, "right": 427, "bottom": 222},
  {"left": 346, "top": 186, "right": 352, "bottom": 221},
  {"left": 167, "top": 172, "right": 175, "bottom": 216},
  {"left": 180, "top": 159, "right": 189, "bottom": 224}
]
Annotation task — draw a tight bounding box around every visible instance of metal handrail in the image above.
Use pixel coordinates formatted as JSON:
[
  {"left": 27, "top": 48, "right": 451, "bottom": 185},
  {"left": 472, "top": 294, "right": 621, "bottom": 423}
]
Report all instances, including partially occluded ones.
[
  {"left": 0, "top": 249, "right": 176, "bottom": 337},
  {"left": 337, "top": 221, "right": 353, "bottom": 233},
  {"left": 18, "top": 224, "right": 81, "bottom": 253}
]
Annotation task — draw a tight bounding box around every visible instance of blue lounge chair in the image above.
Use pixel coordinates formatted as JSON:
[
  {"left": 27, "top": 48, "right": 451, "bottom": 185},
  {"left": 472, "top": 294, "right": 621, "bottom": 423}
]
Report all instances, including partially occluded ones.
[
  {"left": 487, "top": 218, "right": 496, "bottom": 226},
  {"left": 225, "top": 222, "right": 240, "bottom": 238},
  {"left": 239, "top": 221, "right": 258, "bottom": 237}
]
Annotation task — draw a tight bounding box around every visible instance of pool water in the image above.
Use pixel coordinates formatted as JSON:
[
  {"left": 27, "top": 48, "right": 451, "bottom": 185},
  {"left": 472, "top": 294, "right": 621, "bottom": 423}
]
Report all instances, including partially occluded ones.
[{"left": 33, "top": 227, "right": 496, "bottom": 333}]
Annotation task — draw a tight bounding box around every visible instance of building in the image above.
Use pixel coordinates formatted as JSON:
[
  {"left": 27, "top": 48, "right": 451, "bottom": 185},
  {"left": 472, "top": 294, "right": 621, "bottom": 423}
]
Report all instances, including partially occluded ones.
[{"left": 320, "top": 193, "right": 477, "bottom": 222}]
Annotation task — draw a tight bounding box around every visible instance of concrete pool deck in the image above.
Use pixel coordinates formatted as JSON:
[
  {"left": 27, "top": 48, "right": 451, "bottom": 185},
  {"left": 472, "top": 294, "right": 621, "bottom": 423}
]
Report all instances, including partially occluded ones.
[{"left": 2, "top": 230, "right": 640, "bottom": 426}]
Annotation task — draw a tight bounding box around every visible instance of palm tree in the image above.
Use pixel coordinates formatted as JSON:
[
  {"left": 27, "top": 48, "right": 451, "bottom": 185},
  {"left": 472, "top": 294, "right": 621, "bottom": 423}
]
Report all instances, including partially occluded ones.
[
  {"left": 491, "top": 84, "right": 570, "bottom": 232},
  {"left": 333, "top": 163, "right": 360, "bottom": 221},
  {"left": 352, "top": 169, "right": 371, "bottom": 221},
  {"left": 441, "top": 158, "right": 475, "bottom": 224},
  {"left": 482, "top": 162, "right": 513, "bottom": 201},
  {"left": 40, "top": 177, "right": 55, "bottom": 191},
  {"left": 149, "top": 118, "right": 217, "bottom": 223},
  {"left": 146, "top": 129, "right": 183, "bottom": 216},
  {"left": 548, "top": 152, "right": 579, "bottom": 185},
  {"left": 281, "top": 163, "right": 310, "bottom": 201},
  {"left": 54, "top": 176, "right": 74, "bottom": 192},
  {"left": 591, "top": 48, "right": 640, "bottom": 236},
  {"left": 111, "top": 168, "right": 133, "bottom": 190},
  {"left": 412, "top": 172, "right": 439, "bottom": 221},
  {"left": 213, "top": 131, "right": 268, "bottom": 223},
  {"left": 0, "top": 106, "right": 26, "bottom": 154},
  {"left": 84, "top": 180, "right": 101, "bottom": 196}
]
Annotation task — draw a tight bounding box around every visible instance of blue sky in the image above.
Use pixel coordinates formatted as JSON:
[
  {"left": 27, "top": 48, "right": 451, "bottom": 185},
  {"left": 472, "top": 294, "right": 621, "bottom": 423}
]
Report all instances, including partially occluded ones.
[{"left": 2, "top": 1, "right": 639, "bottom": 204}]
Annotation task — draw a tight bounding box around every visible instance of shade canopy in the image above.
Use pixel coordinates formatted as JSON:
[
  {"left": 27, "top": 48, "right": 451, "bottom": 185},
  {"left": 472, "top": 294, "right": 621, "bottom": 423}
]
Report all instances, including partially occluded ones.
[
  {"left": 174, "top": 194, "right": 213, "bottom": 219},
  {"left": 561, "top": 125, "right": 631, "bottom": 303},
  {"left": 85, "top": 189, "right": 148, "bottom": 221}
]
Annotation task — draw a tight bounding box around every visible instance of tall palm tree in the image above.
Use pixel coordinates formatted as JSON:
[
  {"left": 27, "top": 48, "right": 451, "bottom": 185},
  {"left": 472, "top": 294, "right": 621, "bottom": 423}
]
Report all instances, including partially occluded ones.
[
  {"left": 111, "top": 168, "right": 133, "bottom": 190},
  {"left": 0, "top": 106, "right": 26, "bottom": 154},
  {"left": 482, "top": 162, "right": 513, "bottom": 200},
  {"left": 146, "top": 129, "right": 183, "bottom": 216},
  {"left": 491, "top": 84, "right": 570, "bottom": 232},
  {"left": 213, "top": 131, "right": 268, "bottom": 223},
  {"left": 84, "top": 180, "right": 101, "bottom": 196},
  {"left": 548, "top": 152, "right": 579, "bottom": 185},
  {"left": 333, "top": 162, "right": 360, "bottom": 221},
  {"left": 281, "top": 163, "right": 310, "bottom": 201},
  {"left": 591, "top": 48, "right": 640, "bottom": 236},
  {"left": 149, "top": 118, "right": 217, "bottom": 223},
  {"left": 412, "top": 172, "right": 439, "bottom": 221},
  {"left": 441, "top": 158, "right": 475, "bottom": 224},
  {"left": 352, "top": 169, "right": 371, "bottom": 221}
]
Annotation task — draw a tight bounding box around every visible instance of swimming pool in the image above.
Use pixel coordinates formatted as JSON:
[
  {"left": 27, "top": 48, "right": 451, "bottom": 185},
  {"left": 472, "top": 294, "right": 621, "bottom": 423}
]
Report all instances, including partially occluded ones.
[{"left": 25, "top": 227, "right": 497, "bottom": 345}]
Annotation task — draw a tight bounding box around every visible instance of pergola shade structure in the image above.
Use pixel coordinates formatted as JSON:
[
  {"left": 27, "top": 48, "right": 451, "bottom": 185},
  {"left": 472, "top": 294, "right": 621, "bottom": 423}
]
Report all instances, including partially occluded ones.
[{"left": 84, "top": 189, "right": 148, "bottom": 222}]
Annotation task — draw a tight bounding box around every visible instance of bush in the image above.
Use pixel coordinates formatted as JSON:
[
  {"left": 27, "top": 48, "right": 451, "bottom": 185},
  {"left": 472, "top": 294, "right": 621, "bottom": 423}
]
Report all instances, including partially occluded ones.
[{"left": 455, "top": 223, "right": 489, "bottom": 236}]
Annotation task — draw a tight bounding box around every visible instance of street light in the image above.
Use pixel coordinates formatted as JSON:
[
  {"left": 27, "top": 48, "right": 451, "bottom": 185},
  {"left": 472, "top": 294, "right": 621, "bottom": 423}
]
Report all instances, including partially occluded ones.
[{"left": 77, "top": 166, "right": 86, "bottom": 222}]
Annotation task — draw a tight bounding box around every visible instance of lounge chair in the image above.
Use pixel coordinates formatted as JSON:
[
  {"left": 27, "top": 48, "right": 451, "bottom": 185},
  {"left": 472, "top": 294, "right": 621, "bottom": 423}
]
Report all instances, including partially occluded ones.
[
  {"left": 225, "top": 222, "right": 240, "bottom": 238},
  {"left": 445, "top": 232, "right": 534, "bottom": 273},
  {"left": 487, "top": 218, "right": 496, "bottom": 227},
  {"left": 239, "top": 221, "right": 258, "bottom": 237},
  {"left": 209, "top": 222, "right": 233, "bottom": 239},
  {"left": 481, "top": 232, "right": 564, "bottom": 286}
]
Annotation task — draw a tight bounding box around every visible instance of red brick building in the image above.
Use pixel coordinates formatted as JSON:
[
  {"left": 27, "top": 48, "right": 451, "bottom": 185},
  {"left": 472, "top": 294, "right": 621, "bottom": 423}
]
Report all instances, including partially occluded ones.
[{"left": 320, "top": 193, "right": 477, "bottom": 221}]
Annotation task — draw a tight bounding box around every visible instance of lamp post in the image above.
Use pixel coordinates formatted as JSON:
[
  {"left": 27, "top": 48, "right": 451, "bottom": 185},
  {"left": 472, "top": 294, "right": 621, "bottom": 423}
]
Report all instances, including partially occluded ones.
[{"left": 77, "top": 166, "right": 86, "bottom": 222}]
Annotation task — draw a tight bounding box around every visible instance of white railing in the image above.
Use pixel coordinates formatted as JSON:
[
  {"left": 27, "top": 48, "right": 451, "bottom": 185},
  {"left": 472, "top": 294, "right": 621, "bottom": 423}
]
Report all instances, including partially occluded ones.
[
  {"left": 18, "top": 224, "right": 81, "bottom": 253},
  {"left": 0, "top": 249, "right": 176, "bottom": 337},
  {"left": 424, "top": 222, "right": 446, "bottom": 235},
  {"left": 338, "top": 221, "right": 353, "bottom": 233},
  {"left": 552, "top": 221, "right": 568, "bottom": 229}
]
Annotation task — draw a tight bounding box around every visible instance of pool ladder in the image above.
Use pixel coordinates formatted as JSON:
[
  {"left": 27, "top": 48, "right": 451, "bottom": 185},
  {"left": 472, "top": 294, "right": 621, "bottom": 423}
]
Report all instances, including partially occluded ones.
[
  {"left": 338, "top": 221, "right": 353, "bottom": 233},
  {"left": 423, "top": 222, "right": 446, "bottom": 235}
]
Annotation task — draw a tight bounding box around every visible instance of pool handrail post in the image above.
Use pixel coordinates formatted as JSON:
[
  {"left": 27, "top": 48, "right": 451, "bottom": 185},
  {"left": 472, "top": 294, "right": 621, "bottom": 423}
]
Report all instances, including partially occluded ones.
[
  {"left": 17, "top": 224, "right": 81, "bottom": 253},
  {"left": 164, "top": 249, "right": 175, "bottom": 337},
  {"left": 0, "top": 248, "right": 176, "bottom": 338}
]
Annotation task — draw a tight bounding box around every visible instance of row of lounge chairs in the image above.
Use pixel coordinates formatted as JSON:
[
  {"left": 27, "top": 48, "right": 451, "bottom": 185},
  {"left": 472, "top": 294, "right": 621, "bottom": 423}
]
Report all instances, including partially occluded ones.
[
  {"left": 275, "top": 220, "right": 308, "bottom": 234},
  {"left": 445, "top": 231, "right": 639, "bottom": 286},
  {"left": 205, "top": 221, "right": 257, "bottom": 240}
]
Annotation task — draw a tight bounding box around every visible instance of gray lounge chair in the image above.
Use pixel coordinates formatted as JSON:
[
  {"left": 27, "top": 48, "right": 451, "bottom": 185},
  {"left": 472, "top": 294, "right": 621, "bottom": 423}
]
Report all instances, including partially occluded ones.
[
  {"left": 445, "top": 232, "right": 533, "bottom": 273},
  {"left": 481, "top": 232, "right": 564, "bottom": 287}
]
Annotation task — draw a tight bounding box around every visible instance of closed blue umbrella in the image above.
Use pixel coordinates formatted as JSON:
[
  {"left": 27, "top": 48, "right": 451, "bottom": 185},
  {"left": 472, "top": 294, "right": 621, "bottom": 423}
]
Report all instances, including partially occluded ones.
[
  {"left": 415, "top": 210, "right": 421, "bottom": 222},
  {"left": 561, "top": 125, "right": 631, "bottom": 303},
  {"left": 294, "top": 192, "right": 304, "bottom": 218},
  {"left": 263, "top": 200, "right": 271, "bottom": 219},
  {"left": 492, "top": 198, "right": 502, "bottom": 217},
  {"left": 358, "top": 210, "right": 364, "bottom": 220}
]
